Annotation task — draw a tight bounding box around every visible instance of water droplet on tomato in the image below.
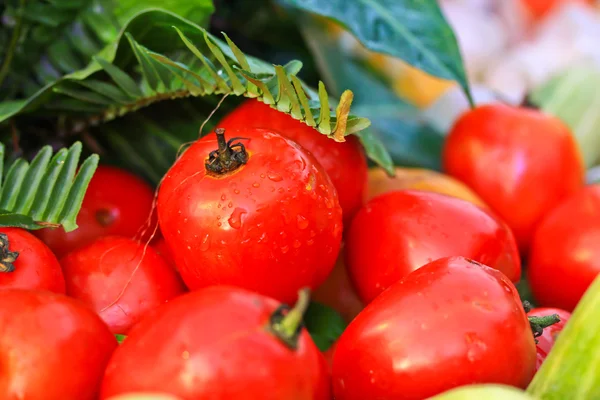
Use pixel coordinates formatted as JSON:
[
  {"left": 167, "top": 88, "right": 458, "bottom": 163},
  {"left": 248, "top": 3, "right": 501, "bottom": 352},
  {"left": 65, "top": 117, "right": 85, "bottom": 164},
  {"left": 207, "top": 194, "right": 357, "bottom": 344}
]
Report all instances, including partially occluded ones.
[
  {"left": 234, "top": 189, "right": 240, "bottom": 194},
  {"left": 228, "top": 207, "right": 247, "bottom": 230},
  {"left": 260, "top": 173, "right": 266, "bottom": 179},
  {"left": 307, "top": 239, "right": 314, "bottom": 246},
  {"left": 278, "top": 187, "right": 285, "bottom": 194},
  {"left": 297, "top": 215, "right": 309, "bottom": 230},
  {"left": 200, "top": 234, "right": 210, "bottom": 251},
  {"left": 293, "top": 240, "right": 301, "bottom": 249},
  {"left": 252, "top": 182, "right": 260, "bottom": 188},
  {"left": 281, "top": 245, "right": 289, "bottom": 254},
  {"left": 228, "top": 202, "right": 233, "bottom": 208},
  {"left": 221, "top": 194, "right": 226, "bottom": 201},
  {"left": 267, "top": 171, "right": 283, "bottom": 182},
  {"left": 258, "top": 232, "right": 268, "bottom": 243},
  {"left": 217, "top": 222, "right": 222, "bottom": 227},
  {"left": 310, "top": 230, "right": 316, "bottom": 237}
]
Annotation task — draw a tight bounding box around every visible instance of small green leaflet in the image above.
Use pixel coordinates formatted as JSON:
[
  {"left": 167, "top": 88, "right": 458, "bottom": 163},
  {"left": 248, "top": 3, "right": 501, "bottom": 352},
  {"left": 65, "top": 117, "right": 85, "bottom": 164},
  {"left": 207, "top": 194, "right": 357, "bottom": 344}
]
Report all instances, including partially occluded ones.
[{"left": 303, "top": 301, "right": 347, "bottom": 352}]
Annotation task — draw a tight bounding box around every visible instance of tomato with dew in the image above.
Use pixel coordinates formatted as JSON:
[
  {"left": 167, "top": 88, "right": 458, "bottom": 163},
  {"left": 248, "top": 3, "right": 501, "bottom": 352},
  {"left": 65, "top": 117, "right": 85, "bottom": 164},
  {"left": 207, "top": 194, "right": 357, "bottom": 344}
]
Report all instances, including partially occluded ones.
[
  {"left": 346, "top": 190, "right": 521, "bottom": 304},
  {"left": 332, "top": 256, "right": 536, "bottom": 400},
  {"left": 157, "top": 128, "right": 342, "bottom": 304},
  {"left": 217, "top": 99, "right": 368, "bottom": 224}
]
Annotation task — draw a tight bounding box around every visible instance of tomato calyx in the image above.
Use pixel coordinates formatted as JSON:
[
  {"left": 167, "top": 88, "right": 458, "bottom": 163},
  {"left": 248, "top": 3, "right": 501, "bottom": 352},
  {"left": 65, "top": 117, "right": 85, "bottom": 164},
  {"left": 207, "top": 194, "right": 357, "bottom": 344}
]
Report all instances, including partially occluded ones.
[
  {"left": 523, "top": 301, "right": 561, "bottom": 343},
  {"left": 0, "top": 233, "right": 19, "bottom": 273},
  {"left": 267, "top": 287, "right": 311, "bottom": 350},
  {"left": 205, "top": 128, "right": 249, "bottom": 176}
]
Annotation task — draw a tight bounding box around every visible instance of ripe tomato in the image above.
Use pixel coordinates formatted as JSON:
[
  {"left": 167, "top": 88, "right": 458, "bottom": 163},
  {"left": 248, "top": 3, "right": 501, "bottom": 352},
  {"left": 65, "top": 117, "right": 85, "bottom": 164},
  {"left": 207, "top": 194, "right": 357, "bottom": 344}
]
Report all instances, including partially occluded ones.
[
  {"left": 528, "top": 185, "right": 600, "bottom": 311},
  {"left": 367, "top": 166, "right": 488, "bottom": 208},
  {"left": 312, "top": 250, "right": 364, "bottom": 323},
  {"left": 443, "top": 104, "right": 584, "bottom": 252},
  {"left": 0, "top": 227, "right": 65, "bottom": 293},
  {"left": 60, "top": 236, "right": 186, "bottom": 334},
  {"left": 217, "top": 99, "right": 368, "bottom": 223},
  {"left": 527, "top": 307, "right": 571, "bottom": 371},
  {"left": 100, "top": 286, "right": 330, "bottom": 399},
  {"left": 0, "top": 289, "right": 117, "bottom": 399},
  {"left": 520, "top": 0, "right": 594, "bottom": 20},
  {"left": 332, "top": 256, "right": 536, "bottom": 400},
  {"left": 346, "top": 190, "right": 521, "bottom": 304},
  {"left": 158, "top": 128, "right": 342, "bottom": 304},
  {"left": 35, "top": 165, "right": 156, "bottom": 259}
]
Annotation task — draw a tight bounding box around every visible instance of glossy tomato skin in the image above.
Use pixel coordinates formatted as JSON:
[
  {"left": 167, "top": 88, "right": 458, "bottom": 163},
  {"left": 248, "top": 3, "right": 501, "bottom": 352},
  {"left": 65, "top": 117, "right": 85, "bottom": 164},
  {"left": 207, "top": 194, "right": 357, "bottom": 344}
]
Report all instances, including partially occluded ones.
[
  {"left": 527, "top": 307, "right": 571, "bottom": 372},
  {"left": 60, "top": 236, "right": 186, "bottom": 334},
  {"left": 528, "top": 185, "right": 600, "bottom": 311},
  {"left": 332, "top": 257, "right": 536, "bottom": 400},
  {"left": 36, "top": 165, "right": 156, "bottom": 259},
  {"left": 152, "top": 236, "right": 175, "bottom": 268},
  {"left": 0, "top": 289, "right": 117, "bottom": 399},
  {"left": 443, "top": 104, "right": 584, "bottom": 252},
  {"left": 0, "top": 227, "right": 65, "bottom": 293},
  {"left": 346, "top": 190, "right": 521, "bottom": 304},
  {"left": 217, "top": 99, "right": 368, "bottom": 223},
  {"left": 157, "top": 128, "right": 342, "bottom": 304},
  {"left": 100, "top": 286, "right": 330, "bottom": 400}
]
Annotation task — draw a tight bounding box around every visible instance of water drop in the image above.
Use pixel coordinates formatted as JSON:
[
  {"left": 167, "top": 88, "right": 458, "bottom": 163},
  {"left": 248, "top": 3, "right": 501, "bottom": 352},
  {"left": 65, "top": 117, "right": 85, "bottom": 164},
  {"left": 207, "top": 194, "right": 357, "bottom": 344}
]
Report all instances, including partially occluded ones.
[
  {"left": 200, "top": 234, "right": 210, "bottom": 251},
  {"left": 281, "top": 245, "right": 289, "bottom": 254},
  {"left": 278, "top": 187, "right": 285, "bottom": 194},
  {"left": 257, "top": 232, "right": 268, "bottom": 243},
  {"left": 260, "top": 174, "right": 266, "bottom": 179},
  {"left": 221, "top": 194, "right": 226, "bottom": 201},
  {"left": 307, "top": 239, "right": 314, "bottom": 246},
  {"left": 267, "top": 171, "right": 283, "bottom": 182},
  {"left": 228, "top": 202, "right": 233, "bottom": 208},
  {"left": 252, "top": 182, "right": 260, "bottom": 188},
  {"left": 310, "top": 230, "right": 316, "bottom": 237},
  {"left": 217, "top": 222, "right": 222, "bottom": 227},
  {"left": 228, "top": 207, "right": 248, "bottom": 230},
  {"left": 234, "top": 189, "right": 240, "bottom": 194},
  {"left": 297, "top": 215, "right": 309, "bottom": 230},
  {"left": 293, "top": 240, "right": 301, "bottom": 249}
]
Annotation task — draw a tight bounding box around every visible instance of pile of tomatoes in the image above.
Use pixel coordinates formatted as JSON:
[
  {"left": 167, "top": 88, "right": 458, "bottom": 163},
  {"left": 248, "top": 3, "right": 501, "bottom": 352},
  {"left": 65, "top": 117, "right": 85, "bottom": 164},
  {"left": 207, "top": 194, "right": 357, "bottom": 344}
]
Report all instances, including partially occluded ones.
[{"left": 1, "top": 99, "right": 595, "bottom": 400}]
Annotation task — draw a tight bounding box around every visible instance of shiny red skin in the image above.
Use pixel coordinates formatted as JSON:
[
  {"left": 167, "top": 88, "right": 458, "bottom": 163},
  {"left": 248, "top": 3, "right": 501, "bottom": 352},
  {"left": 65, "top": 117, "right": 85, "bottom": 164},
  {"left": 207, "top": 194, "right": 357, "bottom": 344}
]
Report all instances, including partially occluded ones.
[
  {"left": 36, "top": 165, "right": 156, "bottom": 259},
  {"left": 60, "top": 236, "right": 186, "bottom": 334},
  {"left": 528, "top": 185, "right": 600, "bottom": 311},
  {"left": 332, "top": 256, "right": 536, "bottom": 400},
  {"left": 0, "top": 227, "right": 65, "bottom": 293},
  {"left": 443, "top": 104, "right": 584, "bottom": 252},
  {"left": 217, "top": 99, "right": 368, "bottom": 224},
  {"left": 345, "top": 190, "right": 521, "bottom": 304},
  {"left": 100, "top": 286, "right": 330, "bottom": 400},
  {"left": 157, "top": 128, "right": 342, "bottom": 304},
  {"left": 528, "top": 307, "right": 571, "bottom": 372},
  {"left": 0, "top": 289, "right": 117, "bottom": 399},
  {"left": 153, "top": 236, "right": 176, "bottom": 268}
]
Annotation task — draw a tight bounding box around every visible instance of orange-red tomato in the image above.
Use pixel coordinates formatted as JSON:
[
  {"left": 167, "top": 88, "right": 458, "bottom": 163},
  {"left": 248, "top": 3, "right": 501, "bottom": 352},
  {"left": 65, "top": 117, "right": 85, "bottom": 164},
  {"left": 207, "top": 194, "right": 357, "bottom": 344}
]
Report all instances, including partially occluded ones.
[
  {"left": 36, "top": 165, "right": 156, "bottom": 259},
  {"left": 217, "top": 99, "right": 368, "bottom": 224},
  {"left": 0, "top": 227, "right": 65, "bottom": 293},
  {"left": 367, "top": 166, "right": 488, "bottom": 208},
  {"left": 105, "top": 394, "right": 182, "bottom": 400},
  {"left": 443, "top": 104, "right": 584, "bottom": 253},
  {"left": 520, "top": 0, "right": 594, "bottom": 20}
]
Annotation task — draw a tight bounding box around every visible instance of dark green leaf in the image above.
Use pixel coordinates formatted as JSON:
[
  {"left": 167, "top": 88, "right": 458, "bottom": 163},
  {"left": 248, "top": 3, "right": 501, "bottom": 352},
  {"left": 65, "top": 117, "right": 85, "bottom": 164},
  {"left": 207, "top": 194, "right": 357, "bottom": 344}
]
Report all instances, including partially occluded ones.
[
  {"left": 115, "top": 334, "right": 127, "bottom": 344},
  {"left": 280, "top": 0, "right": 474, "bottom": 106},
  {"left": 303, "top": 301, "right": 347, "bottom": 352}
]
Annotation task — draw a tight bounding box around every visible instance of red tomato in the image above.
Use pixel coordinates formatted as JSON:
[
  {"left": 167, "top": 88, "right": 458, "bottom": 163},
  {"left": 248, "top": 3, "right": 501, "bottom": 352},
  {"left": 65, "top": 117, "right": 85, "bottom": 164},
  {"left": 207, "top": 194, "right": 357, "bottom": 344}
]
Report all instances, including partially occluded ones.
[
  {"left": 312, "top": 250, "right": 364, "bottom": 323},
  {"left": 35, "top": 165, "right": 156, "bottom": 259},
  {"left": 0, "top": 289, "right": 117, "bottom": 399},
  {"left": 332, "top": 256, "right": 536, "bottom": 400},
  {"left": 60, "top": 236, "right": 186, "bottom": 334},
  {"left": 528, "top": 185, "right": 600, "bottom": 311},
  {"left": 105, "top": 394, "right": 182, "bottom": 400},
  {"left": 0, "top": 227, "right": 65, "bottom": 293},
  {"left": 217, "top": 99, "right": 368, "bottom": 223},
  {"left": 346, "top": 190, "right": 521, "bottom": 304},
  {"left": 100, "top": 286, "right": 330, "bottom": 400},
  {"left": 527, "top": 307, "right": 571, "bottom": 371},
  {"left": 520, "top": 0, "right": 594, "bottom": 20},
  {"left": 157, "top": 128, "right": 342, "bottom": 304},
  {"left": 443, "top": 104, "right": 584, "bottom": 252}
]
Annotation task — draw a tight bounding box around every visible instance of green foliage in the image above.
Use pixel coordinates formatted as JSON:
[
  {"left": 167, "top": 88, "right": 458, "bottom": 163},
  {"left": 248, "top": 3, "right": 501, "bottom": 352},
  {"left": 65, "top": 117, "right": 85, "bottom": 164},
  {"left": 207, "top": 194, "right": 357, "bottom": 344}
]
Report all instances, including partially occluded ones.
[
  {"left": 304, "top": 301, "right": 347, "bottom": 352},
  {"left": 298, "top": 15, "right": 444, "bottom": 172},
  {"left": 0, "top": 142, "right": 98, "bottom": 231},
  {"left": 279, "top": 0, "right": 475, "bottom": 107}
]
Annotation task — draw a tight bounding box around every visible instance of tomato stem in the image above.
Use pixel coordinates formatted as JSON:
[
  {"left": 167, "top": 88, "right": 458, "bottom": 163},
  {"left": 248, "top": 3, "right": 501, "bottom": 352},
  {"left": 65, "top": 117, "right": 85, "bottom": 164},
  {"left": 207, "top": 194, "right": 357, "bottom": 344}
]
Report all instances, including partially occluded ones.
[
  {"left": 0, "top": 233, "right": 18, "bottom": 273},
  {"left": 205, "top": 128, "right": 249, "bottom": 176},
  {"left": 267, "top": 287, "right": 311, "bottom": 350},
  {"left": 523, "top": 301, "right": 561, "bottom": 342}
]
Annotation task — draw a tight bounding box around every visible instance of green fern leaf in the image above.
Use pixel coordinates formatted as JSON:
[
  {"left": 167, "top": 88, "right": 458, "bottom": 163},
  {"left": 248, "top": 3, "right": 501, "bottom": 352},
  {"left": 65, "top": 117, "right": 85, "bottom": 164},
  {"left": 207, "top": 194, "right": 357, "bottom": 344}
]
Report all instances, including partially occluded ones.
[{"left": 0, "top": 142, "right": 98, "bottom": 231}]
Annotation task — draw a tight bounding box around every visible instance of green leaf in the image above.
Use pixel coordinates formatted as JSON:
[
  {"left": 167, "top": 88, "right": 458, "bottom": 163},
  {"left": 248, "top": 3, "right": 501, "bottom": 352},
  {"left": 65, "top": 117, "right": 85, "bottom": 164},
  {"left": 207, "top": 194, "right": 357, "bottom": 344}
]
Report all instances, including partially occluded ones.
[
  {"left": 303, "top": 301, "right": 347, "bottom": 352},
  {"left": 115, "top": 334, "right": 127, "bottom": 344},
  {"left": 298, "top": 14, "right": 442, "bottom": 172},
  {"left": 0, "top": 142, "right": 98, "bottom": 231},
  {"left": 279, "top": 0, "right": 474, "bottom": 107},
  {"left": 529, "top": 64, "right": 600, "bottom": 168}
]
